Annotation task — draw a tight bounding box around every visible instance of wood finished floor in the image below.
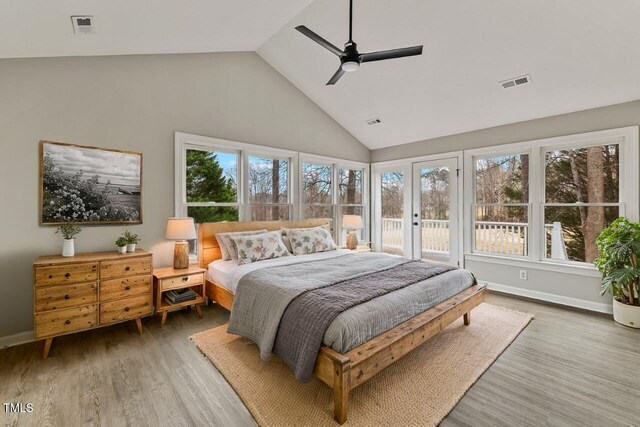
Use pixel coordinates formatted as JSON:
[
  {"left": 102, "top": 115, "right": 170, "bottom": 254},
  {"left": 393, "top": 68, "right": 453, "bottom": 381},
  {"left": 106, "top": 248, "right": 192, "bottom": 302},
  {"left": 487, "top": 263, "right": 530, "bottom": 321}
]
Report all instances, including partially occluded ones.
[{"left": 1, "top": 293, "right": 639, "bottom": 427}]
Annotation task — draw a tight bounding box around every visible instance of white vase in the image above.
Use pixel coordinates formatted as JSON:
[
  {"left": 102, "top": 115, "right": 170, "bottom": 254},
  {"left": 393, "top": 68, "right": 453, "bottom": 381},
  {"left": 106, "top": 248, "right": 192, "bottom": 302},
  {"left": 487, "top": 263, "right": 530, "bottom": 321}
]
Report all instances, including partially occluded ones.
[
  {"left": 62, "top": 239, "right": 75, "bottom": 257},
  {"left": 117, "top": 246, "right": 127, "bottom": 254},
  {"left": 613, "top": 298, "right": 640, "bottom": 328},
  {"left": 126, "top": 243, "right": 136, "bottom": 253}
]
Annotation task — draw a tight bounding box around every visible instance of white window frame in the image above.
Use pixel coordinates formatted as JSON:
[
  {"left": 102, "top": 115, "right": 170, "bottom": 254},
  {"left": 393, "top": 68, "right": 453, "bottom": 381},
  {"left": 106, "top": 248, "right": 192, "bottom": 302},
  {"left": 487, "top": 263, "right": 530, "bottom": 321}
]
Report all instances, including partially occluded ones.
[
  {"left": 464, "top": 126, "right": 639, "bottom": 273},
  {"left": 299, "top": 153, "right": 370, "bottom": 244}
]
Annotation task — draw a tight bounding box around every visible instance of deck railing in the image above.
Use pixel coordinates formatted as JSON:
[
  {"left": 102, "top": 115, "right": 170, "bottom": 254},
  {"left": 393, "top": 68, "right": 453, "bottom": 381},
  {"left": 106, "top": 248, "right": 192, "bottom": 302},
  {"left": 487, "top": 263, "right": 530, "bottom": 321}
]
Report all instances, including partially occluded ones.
[{"left": 381, "top": 218, "right": 564, "bottom": 258}]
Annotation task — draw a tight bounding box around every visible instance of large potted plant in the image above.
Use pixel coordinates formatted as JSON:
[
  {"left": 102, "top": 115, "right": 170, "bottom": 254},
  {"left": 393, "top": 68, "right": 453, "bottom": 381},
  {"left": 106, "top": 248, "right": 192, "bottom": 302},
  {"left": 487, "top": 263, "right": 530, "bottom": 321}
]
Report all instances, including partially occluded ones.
[{"left": 594, "top": 217, "right": 640, "bottom": 328}]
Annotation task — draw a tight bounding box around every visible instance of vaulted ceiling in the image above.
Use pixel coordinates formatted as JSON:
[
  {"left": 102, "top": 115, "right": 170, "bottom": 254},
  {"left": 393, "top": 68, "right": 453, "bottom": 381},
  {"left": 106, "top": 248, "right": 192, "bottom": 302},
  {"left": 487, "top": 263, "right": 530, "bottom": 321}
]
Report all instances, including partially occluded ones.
[{"left": 3, "top": 0, "right": 640, "bottom": 150}]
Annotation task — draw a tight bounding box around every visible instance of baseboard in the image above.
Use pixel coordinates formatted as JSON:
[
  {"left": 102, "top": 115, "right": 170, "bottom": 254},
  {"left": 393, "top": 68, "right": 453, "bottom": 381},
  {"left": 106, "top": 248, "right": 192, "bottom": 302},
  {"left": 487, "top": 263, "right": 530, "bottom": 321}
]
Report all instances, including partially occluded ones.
[
  {"left": 485, "top": 282, "right": 613, "bottom": 314},
  {"left": 0, "top": 330, "right": 35, "bottom": 349}
]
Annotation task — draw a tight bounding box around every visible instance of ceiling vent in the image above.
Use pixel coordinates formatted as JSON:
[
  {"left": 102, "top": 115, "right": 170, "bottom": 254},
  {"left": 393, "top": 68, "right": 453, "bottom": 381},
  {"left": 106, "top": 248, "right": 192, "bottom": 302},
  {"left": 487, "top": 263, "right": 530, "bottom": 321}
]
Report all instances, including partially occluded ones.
[
  {"left": 365, "top": 118, "right": 382, "bottom": 126},
  {"left": 500, "top": 74, "right": 531, "bottom": 90},
  {"left": 71, "top": 16, "right": 94, "bottom": 34}
]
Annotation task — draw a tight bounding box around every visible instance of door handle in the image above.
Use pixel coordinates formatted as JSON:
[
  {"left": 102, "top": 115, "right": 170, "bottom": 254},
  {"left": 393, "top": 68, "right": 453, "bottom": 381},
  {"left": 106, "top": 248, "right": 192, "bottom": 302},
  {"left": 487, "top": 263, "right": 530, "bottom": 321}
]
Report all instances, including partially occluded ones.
[{"left": 413, "top": 222, "right": 419, "bottom": 226}]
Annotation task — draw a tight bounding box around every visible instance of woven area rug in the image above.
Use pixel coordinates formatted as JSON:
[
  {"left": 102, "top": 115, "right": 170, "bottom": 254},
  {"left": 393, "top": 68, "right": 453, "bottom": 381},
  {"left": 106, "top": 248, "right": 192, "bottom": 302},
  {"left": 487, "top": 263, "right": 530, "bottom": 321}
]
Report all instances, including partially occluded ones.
[{"left": 191, "top": 303, "right": 533, "bottom": 426}]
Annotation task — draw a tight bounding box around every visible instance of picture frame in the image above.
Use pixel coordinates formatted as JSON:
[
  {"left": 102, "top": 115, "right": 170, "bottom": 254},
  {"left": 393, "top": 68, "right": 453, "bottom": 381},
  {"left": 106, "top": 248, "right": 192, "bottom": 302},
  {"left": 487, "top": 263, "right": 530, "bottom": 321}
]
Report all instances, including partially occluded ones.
[{"left": 40, "top": 140, "right": 143, "bottom": 225}]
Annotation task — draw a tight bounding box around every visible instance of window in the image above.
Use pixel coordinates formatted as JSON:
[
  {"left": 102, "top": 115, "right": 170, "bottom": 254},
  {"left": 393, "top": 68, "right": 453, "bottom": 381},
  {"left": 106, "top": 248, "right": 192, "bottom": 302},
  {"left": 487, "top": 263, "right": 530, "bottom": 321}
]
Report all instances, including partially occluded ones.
[
  {"left": 473, "top": 153, "right": 529, "bottom": 256},
  {"left": 380, "top": 171, "right": 405, "bottom": 255},
  {"left": 301, "top": 157, "right": 369, "bottom": 245},
  {"left": 176, "top": 133, "right": 370, "bottom": 258},
  {"left": 544, "top": 143, "right": 620, "bottom": 263},
  {"left": 185, "top": 148, "right": 239, "bottom": 223},
  {"left": 466, "top": 126, "right": 638, "bottom": 268},
  {"left": 248, "top": 155, "right": 291, "bottom": 221}
]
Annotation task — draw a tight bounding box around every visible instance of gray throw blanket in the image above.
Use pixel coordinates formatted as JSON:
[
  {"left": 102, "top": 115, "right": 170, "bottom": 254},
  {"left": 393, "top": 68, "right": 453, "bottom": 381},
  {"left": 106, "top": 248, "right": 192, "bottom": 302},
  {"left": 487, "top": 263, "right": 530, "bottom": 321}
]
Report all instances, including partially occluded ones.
[
  {"left": 273, "top": 260, "right": 455, "bottom": 382},
  {"left": 227, "top": 253, "right": 408, "bottom": 360}
]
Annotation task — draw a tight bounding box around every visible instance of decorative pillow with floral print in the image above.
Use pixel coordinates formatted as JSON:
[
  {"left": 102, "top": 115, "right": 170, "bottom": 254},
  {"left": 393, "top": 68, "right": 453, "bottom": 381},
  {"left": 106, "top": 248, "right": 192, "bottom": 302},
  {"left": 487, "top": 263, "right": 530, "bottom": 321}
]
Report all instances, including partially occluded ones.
[
  {"left": 231, "top": 231, "right": 291, "bottom": 265},
  {"left": 216, "top": 229, "right": 268, "bottom": 261},
  {"left": 282, "top": 226, "right": 337, "bottom": 256}
]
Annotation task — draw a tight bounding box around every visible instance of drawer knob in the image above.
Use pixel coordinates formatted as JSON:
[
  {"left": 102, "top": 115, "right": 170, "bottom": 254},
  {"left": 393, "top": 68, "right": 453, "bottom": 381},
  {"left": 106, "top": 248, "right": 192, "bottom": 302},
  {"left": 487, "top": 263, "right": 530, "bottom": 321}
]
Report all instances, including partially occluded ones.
[
  {"left": 125, "top": 285, "right": 131, "bottom": 291},
  {"left": 65, "top": 320, "right": 71, "bottom": 325},
  {"left": 64, "top": 294, "right": 70, "bottom": 300},
  {"left": 182, "top": 277, "right": 189, "bottom": 282},
  {"left": 65, "top": 273, "right": 71, "bottom": 278},
  {"left": 124, "top": 307, "right": 130, "bottom": 312},
  {"left": 125, "top": 266, "right": 131, "bottom": 271}
]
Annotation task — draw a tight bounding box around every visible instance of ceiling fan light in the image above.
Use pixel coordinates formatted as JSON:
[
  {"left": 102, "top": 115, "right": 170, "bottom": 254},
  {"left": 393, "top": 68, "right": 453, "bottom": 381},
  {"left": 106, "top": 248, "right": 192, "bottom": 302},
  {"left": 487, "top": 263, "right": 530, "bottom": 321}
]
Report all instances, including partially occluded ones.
[{"left": 341, "top": 61, "right": 359, "bottom": 72}]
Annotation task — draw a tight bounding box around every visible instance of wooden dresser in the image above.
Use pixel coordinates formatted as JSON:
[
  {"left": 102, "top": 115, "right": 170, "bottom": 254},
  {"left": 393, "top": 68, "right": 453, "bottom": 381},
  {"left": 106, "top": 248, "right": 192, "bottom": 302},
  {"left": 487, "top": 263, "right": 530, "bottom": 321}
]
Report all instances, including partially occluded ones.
[{"left": 33, "top": 250, "right": 153, "bottom": 359}]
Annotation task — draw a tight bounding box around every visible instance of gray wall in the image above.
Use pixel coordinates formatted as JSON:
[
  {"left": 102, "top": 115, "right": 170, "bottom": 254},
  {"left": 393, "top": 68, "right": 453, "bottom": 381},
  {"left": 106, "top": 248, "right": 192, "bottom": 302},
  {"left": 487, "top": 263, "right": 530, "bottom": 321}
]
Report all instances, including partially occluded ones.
[
  {"left": 0, "top": 52, "right": 368, "bottom": 339},
  {"left": 372, "top": 100, "right": 640, "bottom": 311},
  {"left": 372, "top": 100, "right": 640, "bottom": 162}
]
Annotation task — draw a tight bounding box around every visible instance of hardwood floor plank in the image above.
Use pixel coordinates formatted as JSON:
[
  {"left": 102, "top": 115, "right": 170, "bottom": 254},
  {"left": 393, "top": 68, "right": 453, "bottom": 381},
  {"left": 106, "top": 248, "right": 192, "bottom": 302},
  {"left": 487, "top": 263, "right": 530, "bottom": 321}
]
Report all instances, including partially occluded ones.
[{"left": 1, "top": 295, "right": 639, "bottom": 427}]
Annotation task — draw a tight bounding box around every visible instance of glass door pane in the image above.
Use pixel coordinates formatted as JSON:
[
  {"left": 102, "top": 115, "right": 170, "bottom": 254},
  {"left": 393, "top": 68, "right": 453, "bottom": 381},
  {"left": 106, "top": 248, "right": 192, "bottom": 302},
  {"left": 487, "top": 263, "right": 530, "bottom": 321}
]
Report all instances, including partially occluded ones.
[
  {"left": 380, "top": 171, "right": 406, "bottom": 255},
  {"left": 413, "top": 159, "right": 458, "bottom": 265}
]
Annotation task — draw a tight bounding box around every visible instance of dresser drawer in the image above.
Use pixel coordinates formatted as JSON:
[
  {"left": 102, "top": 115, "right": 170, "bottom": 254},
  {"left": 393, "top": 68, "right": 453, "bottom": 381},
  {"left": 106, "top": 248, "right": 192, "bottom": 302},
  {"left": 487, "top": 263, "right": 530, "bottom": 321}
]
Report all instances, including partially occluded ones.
[
  {"left": 100, "top": 275, "right": 151, "bottom": 302},
  {"left": 100, "top": 295, "right": 152, "bottom": 325},
  {"left": 160, "top": 273, "right": 204, "bottom": 291},
  {"left": 35, "top": 282, "right": 98, "bottom": 312},
  {"left": 100, "top": 257, "right": 151, "bottom": 280},
  {"left": 35, "top": 304, "right": 98, "bottom": 339},
  {"left": 35, "top": 263, "right": 98, "bottom": 287}
]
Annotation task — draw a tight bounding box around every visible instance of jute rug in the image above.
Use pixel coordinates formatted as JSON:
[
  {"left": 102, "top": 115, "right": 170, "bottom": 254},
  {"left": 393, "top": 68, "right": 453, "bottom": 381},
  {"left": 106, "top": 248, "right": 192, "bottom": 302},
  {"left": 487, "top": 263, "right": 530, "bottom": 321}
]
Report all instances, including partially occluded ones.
[{"left": 191, "top": 303, "right": 533, "bottom": 426}]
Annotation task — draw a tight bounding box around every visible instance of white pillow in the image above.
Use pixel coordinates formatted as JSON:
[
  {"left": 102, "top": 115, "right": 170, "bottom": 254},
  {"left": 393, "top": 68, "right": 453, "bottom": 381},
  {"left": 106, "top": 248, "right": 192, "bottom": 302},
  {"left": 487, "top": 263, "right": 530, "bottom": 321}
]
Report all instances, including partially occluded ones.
[
  {"left": 231, "top": 231, "right": 291, "bottom": 265},
  {"left": 282, "top": 225, "right": 337, "bottom": 256},
  {"left": 215, "top": 229, "right": 268, "bottom": 261}
]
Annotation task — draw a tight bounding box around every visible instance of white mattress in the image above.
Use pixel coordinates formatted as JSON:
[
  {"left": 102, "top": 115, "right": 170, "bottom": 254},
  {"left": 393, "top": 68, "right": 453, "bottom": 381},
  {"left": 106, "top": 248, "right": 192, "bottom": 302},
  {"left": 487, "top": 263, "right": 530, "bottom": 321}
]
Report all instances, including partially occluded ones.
[{"left": 207, "top": 249, "right": 353, "bottom": 293}]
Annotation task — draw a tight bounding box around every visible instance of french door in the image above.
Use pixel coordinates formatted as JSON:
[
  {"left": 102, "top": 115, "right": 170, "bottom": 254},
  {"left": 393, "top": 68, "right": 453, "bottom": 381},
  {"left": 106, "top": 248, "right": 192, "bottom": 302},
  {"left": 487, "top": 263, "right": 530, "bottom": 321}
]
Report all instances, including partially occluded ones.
[{"left": 412, "top": 158, "right": 459, "bottom": 266}]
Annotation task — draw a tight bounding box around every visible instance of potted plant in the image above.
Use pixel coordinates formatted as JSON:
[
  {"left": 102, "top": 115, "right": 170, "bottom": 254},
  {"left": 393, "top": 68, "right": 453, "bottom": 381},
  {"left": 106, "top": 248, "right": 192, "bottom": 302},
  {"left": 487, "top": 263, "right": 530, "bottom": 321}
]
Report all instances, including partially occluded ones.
[
  {"left": 56, "top": 223, "right": 82, "bottom": 257},
  {"left": 123, "top": 230, "right": 140, "bottom": 253},
  {"left": 594, "top": 217, "right": 640, "bottom": 328},
  {"left": 115, "top": 236, "right": 128, "bottom": 254}
]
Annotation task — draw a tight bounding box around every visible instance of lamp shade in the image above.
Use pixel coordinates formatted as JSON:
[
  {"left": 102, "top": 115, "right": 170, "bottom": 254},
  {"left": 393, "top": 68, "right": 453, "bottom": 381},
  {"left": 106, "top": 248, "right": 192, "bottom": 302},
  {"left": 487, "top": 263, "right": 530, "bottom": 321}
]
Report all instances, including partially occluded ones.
[
  {"left": 165, "top": 217, "right": 196, "bottom": 240},
  {"left": 342, "top": 215, "right": 363, "bottom": 229}
]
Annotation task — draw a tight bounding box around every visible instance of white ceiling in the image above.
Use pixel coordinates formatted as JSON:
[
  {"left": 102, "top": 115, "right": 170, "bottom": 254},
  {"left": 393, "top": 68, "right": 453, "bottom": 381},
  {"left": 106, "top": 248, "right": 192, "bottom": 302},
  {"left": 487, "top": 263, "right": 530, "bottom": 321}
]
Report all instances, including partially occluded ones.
[
  {"left": 0, "top": 0, "right": 314, "bottom": 57},
  {"left": 258, "top": 0, "right": 640, "bottom": 149},
  {"left": 2, "top": 0, "right": 640, "bottom": 150}
]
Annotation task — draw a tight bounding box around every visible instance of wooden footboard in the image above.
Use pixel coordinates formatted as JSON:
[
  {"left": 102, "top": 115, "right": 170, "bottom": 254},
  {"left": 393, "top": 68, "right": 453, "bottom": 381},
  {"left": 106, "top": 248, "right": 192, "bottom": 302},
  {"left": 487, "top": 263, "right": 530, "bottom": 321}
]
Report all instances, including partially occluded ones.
[{"left": 313, "top": 284, "right": 486, "bottom": 424}]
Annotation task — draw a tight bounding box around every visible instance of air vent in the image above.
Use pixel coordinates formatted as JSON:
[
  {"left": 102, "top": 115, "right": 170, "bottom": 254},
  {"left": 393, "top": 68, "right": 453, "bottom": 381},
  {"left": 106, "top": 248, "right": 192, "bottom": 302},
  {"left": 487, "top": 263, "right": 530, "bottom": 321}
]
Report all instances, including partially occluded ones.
[
  {"left": 365, "top": 118, "right": 382, "bottom": 126},
  {"left": 71, "top": 16, "right": 94, "bottom": 34},
  {"left": 500, "top": 74, "right": 531, "bottom": 90}
]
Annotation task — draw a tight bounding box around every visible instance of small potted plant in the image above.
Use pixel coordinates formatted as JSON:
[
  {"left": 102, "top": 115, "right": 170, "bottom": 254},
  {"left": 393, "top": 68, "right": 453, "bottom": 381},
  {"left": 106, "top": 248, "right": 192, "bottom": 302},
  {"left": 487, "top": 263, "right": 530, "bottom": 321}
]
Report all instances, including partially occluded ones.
[
  {"left": 595, "top": 217, "right": 640, "bottom": 328},
  {"left": 123, "top": 230, "right": 140, "bottom": 253},
  {"left": 115, "top": 236, "right": 128, "bottom": 254},
  {"left": 56, "top": 223, "right": 82, "bottom": 257}
]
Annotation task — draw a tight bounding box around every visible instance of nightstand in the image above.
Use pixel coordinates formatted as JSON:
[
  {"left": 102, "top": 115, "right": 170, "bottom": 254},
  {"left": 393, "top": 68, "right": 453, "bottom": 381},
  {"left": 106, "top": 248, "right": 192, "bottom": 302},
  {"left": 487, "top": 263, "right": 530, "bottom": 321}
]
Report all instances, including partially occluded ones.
[
  {"left": 153, "top": 265, "right": 206, "bottom": 327},
  {"left": 339, "top": 242, "right": 372, "bottom": 252}
]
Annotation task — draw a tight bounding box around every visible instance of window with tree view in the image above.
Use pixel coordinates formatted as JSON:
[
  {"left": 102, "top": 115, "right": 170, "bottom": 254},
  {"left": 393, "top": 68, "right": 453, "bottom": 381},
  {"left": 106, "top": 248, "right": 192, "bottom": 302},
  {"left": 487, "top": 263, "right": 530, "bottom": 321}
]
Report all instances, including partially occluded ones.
[
  {"left": 337, "top": 168, "right": 365, "bottom": 244},
  {"left": 185, "top": 149, "right": 239, "bottom": 224},
  {"left": 302, "top": 163, "right": 333, "bottom": 220},
  {"left": 544, "top": 144, "right": 620, "bottom": 263},
  {"left": 248, "top": 156, "right": 290, "bottom": 221},
  {"left": 474, "top": 153, "right": 529, "bottom": 256}
]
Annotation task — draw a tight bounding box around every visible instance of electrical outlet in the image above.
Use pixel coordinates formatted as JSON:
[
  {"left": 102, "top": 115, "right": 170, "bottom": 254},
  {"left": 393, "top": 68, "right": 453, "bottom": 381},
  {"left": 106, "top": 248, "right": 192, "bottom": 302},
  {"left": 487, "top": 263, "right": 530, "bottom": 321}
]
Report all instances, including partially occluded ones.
[{"left": 519, "top": 270, "right": 528, "bottom": 280}]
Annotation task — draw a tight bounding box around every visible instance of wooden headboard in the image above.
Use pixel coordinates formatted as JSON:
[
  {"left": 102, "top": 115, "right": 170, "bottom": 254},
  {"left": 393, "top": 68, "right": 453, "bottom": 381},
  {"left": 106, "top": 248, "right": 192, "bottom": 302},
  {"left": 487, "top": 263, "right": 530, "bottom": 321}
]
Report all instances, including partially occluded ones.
[{"left": 197, "top": 219, "right": 332, "bottom": 268}]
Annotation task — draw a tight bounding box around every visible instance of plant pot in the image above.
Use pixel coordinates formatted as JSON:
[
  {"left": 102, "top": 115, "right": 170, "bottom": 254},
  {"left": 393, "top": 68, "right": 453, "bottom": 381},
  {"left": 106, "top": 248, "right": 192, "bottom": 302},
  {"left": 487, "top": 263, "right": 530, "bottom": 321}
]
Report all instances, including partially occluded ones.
[
  {"left": 613, "top": 298, "right": 640, "bottom": 329},
  {"left": 62, "top": 239, "right": 75, "bottom": 257},
  {"left": 126, "top": 243, "right": 136, "bottom": 253},
  {"left": 117, "top": 246, "right": 127, "bottom": 254}
]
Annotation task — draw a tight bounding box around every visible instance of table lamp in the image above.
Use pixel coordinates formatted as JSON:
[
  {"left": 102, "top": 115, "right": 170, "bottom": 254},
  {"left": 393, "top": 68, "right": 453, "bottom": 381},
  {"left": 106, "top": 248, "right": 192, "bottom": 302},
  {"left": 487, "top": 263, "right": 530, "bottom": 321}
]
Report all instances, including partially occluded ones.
[
  {"left": 342, "top": 215, "right": 363, "bottom": 250},
  {"left": 165, "top": 217, "right": 196, "bottom": 269}
]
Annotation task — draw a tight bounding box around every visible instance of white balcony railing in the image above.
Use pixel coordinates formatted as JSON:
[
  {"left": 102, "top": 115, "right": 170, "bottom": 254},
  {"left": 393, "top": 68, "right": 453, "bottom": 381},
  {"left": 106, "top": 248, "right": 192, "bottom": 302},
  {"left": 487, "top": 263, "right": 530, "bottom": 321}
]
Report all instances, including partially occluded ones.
[{"left": 381, "top": 218, "right": 566, "bottom": 258}]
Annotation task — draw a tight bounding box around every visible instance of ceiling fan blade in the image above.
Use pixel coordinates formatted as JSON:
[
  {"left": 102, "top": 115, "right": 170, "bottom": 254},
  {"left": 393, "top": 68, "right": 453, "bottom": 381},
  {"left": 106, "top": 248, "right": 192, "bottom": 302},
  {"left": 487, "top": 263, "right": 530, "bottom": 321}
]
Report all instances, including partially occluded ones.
[
  {"left": 326, "top": 67, "right": 346, "bottom": 85},
  {"left": 360, "top": 45, "right": 423, "bottom": 63},
  {"left": 295, "top": 25, "right": 344, "bottom": 56}
]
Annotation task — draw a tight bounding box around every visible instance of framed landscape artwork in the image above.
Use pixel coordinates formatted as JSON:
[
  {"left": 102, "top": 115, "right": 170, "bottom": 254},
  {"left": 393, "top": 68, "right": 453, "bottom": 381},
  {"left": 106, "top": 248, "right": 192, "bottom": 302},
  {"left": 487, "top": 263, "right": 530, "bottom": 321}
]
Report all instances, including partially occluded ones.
[{"left": 40, "top": 141, "right": 143, "bottom": 225}]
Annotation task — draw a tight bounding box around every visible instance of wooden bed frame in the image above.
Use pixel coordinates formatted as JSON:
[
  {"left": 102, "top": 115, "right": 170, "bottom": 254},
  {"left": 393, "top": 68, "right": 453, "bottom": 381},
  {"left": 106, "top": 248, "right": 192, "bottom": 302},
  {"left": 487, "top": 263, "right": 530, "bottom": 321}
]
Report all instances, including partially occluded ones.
[{"left": 197, "top": 219, "right": 486, "bottom": 424}]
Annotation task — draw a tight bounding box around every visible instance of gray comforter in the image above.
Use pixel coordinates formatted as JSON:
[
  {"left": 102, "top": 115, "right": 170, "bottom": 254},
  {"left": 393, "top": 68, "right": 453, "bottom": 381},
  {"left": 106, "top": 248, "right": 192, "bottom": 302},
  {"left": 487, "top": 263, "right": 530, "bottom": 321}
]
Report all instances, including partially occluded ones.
[
  {"left": 273, "top": 260, "right": 455, "bottom": 382},
  {"left": 227, "top": 253, "right": 475, "bottom": 367}
]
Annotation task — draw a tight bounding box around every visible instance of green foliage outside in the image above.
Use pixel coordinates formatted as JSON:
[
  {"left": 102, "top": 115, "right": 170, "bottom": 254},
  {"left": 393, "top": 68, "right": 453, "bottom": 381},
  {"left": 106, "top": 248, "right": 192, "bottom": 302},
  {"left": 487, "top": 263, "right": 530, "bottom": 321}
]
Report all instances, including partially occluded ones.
[{"left": 186, "top": 150, "right": 237, "bottom": 223}]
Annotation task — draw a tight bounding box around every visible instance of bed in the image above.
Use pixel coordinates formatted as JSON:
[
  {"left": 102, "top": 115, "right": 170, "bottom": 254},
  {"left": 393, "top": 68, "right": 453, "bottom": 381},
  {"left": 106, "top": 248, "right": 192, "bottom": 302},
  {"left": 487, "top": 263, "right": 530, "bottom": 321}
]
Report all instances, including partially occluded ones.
[{"left": 197, "top": 219, "right": 486, "bottom": 424}]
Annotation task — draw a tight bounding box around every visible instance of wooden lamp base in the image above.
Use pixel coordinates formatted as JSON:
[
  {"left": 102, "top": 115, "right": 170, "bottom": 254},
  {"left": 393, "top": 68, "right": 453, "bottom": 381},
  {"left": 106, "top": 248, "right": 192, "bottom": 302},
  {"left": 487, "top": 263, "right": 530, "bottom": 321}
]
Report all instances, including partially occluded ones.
[
  {"left": 173, "top": 241, "right": 190, "bottom": 269},
  {"left": 346, "top": 231, "right": 359, "bottom": 250}
]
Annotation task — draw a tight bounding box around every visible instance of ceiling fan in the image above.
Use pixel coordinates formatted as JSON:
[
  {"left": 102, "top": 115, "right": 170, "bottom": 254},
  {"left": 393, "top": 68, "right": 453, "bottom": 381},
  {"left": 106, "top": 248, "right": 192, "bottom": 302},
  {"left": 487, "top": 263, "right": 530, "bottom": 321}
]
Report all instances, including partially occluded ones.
[{"left": 295, "top": 0, "right": 423, "bottom": 85}]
